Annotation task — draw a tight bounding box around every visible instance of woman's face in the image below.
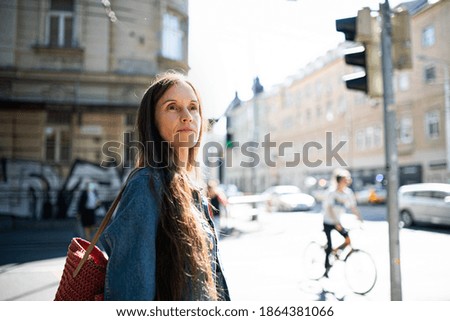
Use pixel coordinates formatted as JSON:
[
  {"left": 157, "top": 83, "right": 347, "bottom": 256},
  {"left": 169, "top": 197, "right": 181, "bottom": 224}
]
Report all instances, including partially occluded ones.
[{"left": 155, "top": 81, "right": 202, "bottom": 149}]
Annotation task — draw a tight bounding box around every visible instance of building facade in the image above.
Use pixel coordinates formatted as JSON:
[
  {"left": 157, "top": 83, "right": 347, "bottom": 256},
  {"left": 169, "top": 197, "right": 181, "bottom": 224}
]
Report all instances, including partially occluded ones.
[
  {"left": 225, "top": 0, "right": 450, "bottom": 194},
  {"left": 0, "top": 0, "right": 190, "bottom": 177}
]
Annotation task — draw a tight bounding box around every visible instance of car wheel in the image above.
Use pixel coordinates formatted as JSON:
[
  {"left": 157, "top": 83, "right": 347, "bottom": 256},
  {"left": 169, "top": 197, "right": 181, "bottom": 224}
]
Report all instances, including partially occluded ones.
[{"left": 400, "top": 210, "right": 414, "bottom": 228}]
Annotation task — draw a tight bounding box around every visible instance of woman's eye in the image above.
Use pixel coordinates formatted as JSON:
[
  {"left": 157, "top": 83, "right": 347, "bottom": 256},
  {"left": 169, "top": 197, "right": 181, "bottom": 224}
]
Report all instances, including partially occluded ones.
[
  {"left": 190, "top": 105, "right": 199, "bottom": 111},
  {"left": 168, "top": 104, "right": 177, "bottom": 110}
]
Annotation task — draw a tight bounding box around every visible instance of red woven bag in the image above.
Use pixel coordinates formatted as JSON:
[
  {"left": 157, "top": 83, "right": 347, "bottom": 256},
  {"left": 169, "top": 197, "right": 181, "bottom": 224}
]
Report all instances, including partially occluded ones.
[
  {"left": 54, "top": 238, "right": 107, "bottom": 300},
  {"left": 54, "top": 169, "right": 139, "bottom": 301}
]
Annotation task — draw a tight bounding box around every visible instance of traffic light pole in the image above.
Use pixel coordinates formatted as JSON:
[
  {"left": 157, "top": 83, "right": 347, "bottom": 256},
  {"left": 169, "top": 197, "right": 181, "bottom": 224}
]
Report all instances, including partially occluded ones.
[
  {"left": 380, "top": 0, "right": 402, "bottom": 301},
  {"left": 336, "top": 1, "right": 403, "bottom": 299}
]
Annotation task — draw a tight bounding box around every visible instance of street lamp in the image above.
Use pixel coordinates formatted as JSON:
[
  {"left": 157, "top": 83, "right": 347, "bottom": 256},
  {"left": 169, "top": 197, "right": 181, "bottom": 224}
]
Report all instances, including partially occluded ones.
[{"left": 417, "top": 55, "right": 450, "bottom": 174}]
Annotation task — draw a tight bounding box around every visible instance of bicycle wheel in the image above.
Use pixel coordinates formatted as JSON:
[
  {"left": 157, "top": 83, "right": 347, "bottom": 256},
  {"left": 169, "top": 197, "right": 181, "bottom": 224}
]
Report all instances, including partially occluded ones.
[
  {"left": 344, "top": 249, "right": 377, "bottom": 295},
  {"left": 302, "top": 241, "right": 327, "bottom": 280}
]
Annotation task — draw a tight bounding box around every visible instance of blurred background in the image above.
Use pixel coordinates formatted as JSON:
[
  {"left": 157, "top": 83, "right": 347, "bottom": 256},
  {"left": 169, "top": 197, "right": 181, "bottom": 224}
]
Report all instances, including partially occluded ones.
[{"left": 0, "top": 0, "right": 449, "bottom": 302}]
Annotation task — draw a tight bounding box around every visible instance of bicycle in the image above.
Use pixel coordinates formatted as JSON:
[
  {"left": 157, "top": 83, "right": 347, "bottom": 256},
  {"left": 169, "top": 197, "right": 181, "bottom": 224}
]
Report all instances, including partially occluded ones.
[{"left": 302, "top": 226, "right": 377, "bottom": 295}]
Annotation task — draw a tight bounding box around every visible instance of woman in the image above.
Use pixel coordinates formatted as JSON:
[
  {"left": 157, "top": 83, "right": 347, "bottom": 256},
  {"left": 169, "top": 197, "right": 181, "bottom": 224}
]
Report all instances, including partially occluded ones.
[{"left": 100, "top": 72, "right": 230, "bottom": 300}]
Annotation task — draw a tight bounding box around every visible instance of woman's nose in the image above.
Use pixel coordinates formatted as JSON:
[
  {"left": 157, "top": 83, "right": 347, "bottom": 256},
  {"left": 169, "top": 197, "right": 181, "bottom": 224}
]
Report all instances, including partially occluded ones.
[{"left": 180, "top": 107, "right": 193, "bottom": 122}]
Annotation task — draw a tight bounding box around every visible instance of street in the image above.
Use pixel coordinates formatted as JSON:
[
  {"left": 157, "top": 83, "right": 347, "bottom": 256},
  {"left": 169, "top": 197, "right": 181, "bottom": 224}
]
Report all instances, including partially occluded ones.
[
  {"left": 0, "top": 204, "right": 449, "bottom": 301},
  {"left": 219, "top": 204, "right": 450, "bottom": 301}
]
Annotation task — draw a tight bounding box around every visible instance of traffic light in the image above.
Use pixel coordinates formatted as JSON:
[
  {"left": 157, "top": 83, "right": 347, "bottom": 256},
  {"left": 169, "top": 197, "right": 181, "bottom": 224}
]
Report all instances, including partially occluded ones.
[
  {"left": 225, "top": 116, "right": 234, "bottom": 149},
  {"left": 226, "top": 132, "right": 233, "bottom": 149},
  {"left": 336, "top": 8, "right": 382, "bottom": 98},
  {"left": 392, "top": 10, "right": 412, "bottom": 70}
]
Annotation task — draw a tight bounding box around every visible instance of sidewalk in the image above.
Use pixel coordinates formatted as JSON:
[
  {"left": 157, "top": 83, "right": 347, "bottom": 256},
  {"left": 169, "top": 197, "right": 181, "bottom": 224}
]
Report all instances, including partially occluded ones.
[{"left": 0, "top": 215, "right": 78, "bottom": 232}]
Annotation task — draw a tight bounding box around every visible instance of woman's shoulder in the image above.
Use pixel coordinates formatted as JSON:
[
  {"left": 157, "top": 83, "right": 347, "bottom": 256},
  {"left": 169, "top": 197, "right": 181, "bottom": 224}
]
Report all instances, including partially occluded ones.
[
  {"left": 111, "top": 168, "right": 163, "bottom": 221},
  {"left": 120, "top": 167, "right": 163, "bottom": 199},
  {"left": 126, "top": 167, "right": 163, "bottom": 184}
]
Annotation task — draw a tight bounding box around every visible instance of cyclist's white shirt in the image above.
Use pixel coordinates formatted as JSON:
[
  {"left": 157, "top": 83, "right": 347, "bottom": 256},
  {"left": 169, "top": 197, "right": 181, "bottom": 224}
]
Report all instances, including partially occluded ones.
[{"left": 322, "top": 187, "right": 357, "bottom": 225}]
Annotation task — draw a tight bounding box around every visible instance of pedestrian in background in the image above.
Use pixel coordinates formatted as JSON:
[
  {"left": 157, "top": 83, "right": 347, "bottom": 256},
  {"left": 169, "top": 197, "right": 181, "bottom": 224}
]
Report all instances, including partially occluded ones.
[
  {"left": 99, "top": 71, "right": 230, "bottom": 301},
  {"left": 77, "top": 180, "right": 101, "bottom": 241},
  {"left": 322, "top": 169, "right": 363, "bottom": 277},
  {"left": 207, "top": 179, "right": 228, "bottom": 236}
]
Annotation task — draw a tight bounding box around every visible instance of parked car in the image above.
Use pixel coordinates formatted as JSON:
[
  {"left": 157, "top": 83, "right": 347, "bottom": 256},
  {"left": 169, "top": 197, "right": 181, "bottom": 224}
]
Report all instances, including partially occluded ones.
[
  {"left": 262, "top": 185, "right": 316, "bottom": 212},
  {"left": 398, "top": 183, "right": 450, "bottom": 227},
  {"left": 368, "top": 185, "right": 387, "bottom": 204},
  {"left": 355, "top": 185, "right": 387, "bottom": 205}
]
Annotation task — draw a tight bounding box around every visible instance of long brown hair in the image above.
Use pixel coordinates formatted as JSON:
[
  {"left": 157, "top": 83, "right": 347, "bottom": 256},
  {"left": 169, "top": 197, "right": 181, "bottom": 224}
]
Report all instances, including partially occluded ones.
[{"left": 135, "top": 71, "right": 217, "bottom": 300}]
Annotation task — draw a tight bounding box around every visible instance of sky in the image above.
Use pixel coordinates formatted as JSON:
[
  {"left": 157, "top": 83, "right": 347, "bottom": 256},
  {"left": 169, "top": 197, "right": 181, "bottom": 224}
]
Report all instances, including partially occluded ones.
[{"left": 188, "top": 0, "right": 405, "bottom": 121}]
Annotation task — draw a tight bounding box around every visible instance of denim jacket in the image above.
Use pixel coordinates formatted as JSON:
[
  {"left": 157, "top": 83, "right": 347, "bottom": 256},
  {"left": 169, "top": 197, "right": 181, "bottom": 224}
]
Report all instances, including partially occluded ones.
[{"left": 100, "top": 167, "right": 230, "bottom": 301}]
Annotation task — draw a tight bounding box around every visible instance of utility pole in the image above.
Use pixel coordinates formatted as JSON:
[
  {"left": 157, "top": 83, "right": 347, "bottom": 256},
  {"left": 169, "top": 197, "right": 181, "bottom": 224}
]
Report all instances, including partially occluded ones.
[
  {"left": 252, "top": 77, "right": 263, "bottom": 194},
  {"left": 380, "top": 0, "right": 402, "bottom": 301}
]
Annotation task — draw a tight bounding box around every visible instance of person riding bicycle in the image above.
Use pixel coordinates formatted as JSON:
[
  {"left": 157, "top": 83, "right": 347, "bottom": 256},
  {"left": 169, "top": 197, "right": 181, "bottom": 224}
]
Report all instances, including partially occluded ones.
[{"left": 322, "top": 169, "right": 363, "bottom": 277}]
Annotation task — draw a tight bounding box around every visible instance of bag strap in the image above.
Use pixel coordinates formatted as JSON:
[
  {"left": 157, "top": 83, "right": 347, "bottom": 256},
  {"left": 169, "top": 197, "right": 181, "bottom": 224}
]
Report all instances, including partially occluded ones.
[{"left": 73, "top": 168, "right": 141, "bottom": 277}]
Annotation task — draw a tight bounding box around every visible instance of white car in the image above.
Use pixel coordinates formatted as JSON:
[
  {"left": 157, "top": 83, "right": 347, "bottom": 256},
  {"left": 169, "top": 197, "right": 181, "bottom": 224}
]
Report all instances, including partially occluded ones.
[
  {"left": 398, "top": 183, "right": 450, "bottom": 227},
  {"left": 262, "top": 185, "right": 316, "bottom": 212}
]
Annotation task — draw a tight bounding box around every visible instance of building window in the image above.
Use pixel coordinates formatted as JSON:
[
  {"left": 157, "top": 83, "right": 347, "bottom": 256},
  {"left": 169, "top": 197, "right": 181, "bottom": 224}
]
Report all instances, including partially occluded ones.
[
  {"left": 356, "top": 129, "right": 365, "bottom": 151},
  {"left": 398, "top": 116, "right": 413, "bottom": 144},
  {"left": 326, "top": 102, "right": 333, "bottom": 121},
  {"left": 325, "top": 82, "right": 333, "bottom": 95},
  {"left": 162, "top": 12, "right": 185, "bottom": 60},
  {"left": 339, "top": 131, "right": 349, "bottom": 152},
  {"left": 305, "top": 84, "right": 311, "bottom": 98},
  {"left": 45, "top": 127, "right": 71, "bottom": 162},
  {"left": 316, "top": 105, "right": 321, "bottom": 118},
  {"left": 398, "top": 72, "right": 410, "bottom": 91},
  {"left": 125, "top": 113, "right": 136, "bottom": 127},
  {"left": 365, "top": 127, "right": 374, "bottom": 150},
  {"left": 286, "top": 92, "right": 296, "bottom": 109},
  {"left": 306, "top": 109, "right": 311, "bottom": 121},
  {"left": 47, "top": 110, "right": 71, "bottom": 124},
  {"left": 374, "top": 126, "right": 382, "bottom": 148},
  {"left": 315, "top": 80, "right": 323, "bottom": 97},
  {"left": 422, "top": 25, "right": 435, "bottom": 48},
  {"left": 337, "top": 96, "right": 347, "bottom": 115},
  {"left": 296, "top": 90, "right": 302, "bottom": 106},
  {"left": 47, "top": 0, "right": 75, "bottom": 47},
  {"left": 425, "top": 110, "right": 440, "bottom": 139},
  {"left": 424, "top": 65, "right": 436, "bottom": 83}
]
